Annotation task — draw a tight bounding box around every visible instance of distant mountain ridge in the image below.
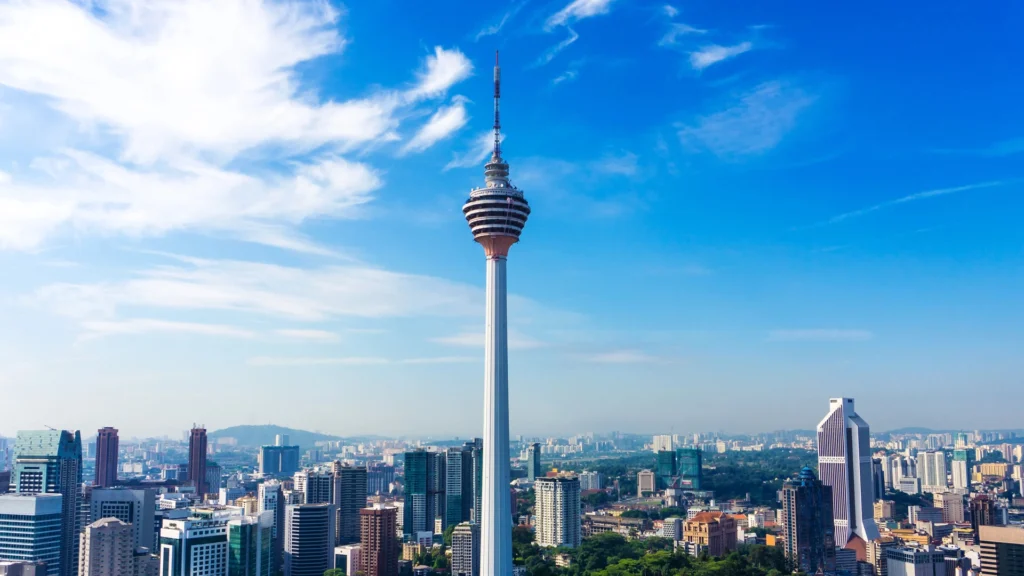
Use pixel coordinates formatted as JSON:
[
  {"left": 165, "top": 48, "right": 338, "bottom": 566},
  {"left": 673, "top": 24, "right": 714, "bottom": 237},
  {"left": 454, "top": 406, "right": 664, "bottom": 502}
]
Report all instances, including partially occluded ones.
[{"left": 208, "top": 425, "right": 342, "bottom": 449}]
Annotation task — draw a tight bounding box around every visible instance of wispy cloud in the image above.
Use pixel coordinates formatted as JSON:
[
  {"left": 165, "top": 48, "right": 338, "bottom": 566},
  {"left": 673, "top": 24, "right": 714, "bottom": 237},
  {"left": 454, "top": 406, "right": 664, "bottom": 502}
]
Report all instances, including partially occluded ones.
[
  {"left": 767, "top": 329, "right": 873, "bottom": 342},
  {"left": 533, "top": 28, "right": 579, "bottom": 67},
  {"left": 274, "top": 329, "right": 340, "bottom": 342},
  {"left": 405, "top": 47, "right": 474, "bottom": 103},
  {"left": 79, "top": 319, "right": 255, "bottom": 341},
  {"left": 401, "top": 97, "right": 470, "bottom": 154},
  {"left": 818, "top": 181, "right": 1004, "bottom": 226},
  {"left": 689, "top": 42, "right": 753, "bottom": 70},
  {"left": 445, "top": 131, "right": 502, "bottom": 171},
  {"left": 431, "top": 330, "right": 544, "bottom": 350},
  {"left": 658, "top": 23, "right": 707, "bottom": 47},
  {"left": 553, "top": 69, "right": 579, "bottom": 85},
  {"left": 248, "top": 356, "right": 476, "bottom": 367},
  {"left": 663, "top": 5, "right": 679, "bottom": 18},
  {"left": 678, "top": 80, "right": 816, "bottom": 159},
  {"left": 577, "top": 350, "right": 664, "bottom": 363},
  {"left": 545, "top": 0, "right": 614, "bottom": 30},
  {"left": 592, "top": 151, "right": 638, "bottom": 176},
  {"left": 930, "top": 138, "right": 1024, "bottom": 157},
  {"left": 475, "top": 3, "right": 525, "bottom": 41}
]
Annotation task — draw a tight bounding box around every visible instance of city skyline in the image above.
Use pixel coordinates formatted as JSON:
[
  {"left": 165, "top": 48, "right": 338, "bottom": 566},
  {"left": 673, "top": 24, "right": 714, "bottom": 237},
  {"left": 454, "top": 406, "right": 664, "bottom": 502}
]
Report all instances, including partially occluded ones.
[{"left": 1, "top": 0, "right": 1023, "bottom": 438}]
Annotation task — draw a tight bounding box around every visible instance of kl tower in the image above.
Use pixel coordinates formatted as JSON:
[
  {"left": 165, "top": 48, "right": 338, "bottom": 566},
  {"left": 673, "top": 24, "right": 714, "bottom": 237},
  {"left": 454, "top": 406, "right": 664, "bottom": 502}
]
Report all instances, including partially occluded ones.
[{"left": 463, "top": 52, "right": 530, "bottom": 576}]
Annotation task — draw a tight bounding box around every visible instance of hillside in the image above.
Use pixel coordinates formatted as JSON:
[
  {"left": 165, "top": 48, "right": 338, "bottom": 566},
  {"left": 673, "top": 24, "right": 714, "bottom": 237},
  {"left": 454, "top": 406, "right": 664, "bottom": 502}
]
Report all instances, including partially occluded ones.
[{"left": 208, "top": 425, "right": 342, "bottom": 449}]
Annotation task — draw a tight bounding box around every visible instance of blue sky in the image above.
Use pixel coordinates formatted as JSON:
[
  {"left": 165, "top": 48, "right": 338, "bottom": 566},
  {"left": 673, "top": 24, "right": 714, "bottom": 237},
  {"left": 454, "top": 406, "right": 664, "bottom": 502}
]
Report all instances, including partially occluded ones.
[{"left": 0, "top": 0, "right": 1021, "bottom": 439}]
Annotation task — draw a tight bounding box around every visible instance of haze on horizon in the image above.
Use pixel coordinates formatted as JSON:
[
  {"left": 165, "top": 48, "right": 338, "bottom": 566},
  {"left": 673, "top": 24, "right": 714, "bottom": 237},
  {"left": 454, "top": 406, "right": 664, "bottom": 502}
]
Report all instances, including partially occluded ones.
[{"left": 0, "top": 1, "right": 1020, "bottom": 438}]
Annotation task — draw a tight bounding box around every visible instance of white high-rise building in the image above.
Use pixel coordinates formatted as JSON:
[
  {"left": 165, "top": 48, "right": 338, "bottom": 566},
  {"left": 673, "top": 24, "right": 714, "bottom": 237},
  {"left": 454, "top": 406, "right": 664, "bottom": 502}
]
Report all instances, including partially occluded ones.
[
  {"left": 462, "top": 52, "right": 530, "bottom": 576},
  {"left": 919, "top": 451, "right": 948, "bottom": 492},
  {"left": 578, "top": 471, "right": 603, "bottom": 491},
  {"left": 534, "top": 477, "right": 581, "bottom": 549},
  {"left": 651, "top": 435, "right": 673, "bottom": 453},
  {"left": 79, "top": 518, "right": 133, "bottom": 576},
  {"left": 817, "top": 398, "right": 879, "bottom": 555},
  {"left": 159, "top": 514, "right": 235, "bottom": 576},
  {"left": 951, "top": 460, "right": 971, "bottom": 491}
]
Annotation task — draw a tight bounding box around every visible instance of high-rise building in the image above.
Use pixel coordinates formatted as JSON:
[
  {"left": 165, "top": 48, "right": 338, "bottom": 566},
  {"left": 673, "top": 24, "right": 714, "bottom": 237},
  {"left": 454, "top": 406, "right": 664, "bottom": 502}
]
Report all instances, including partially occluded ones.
[
  {"left": 675, "top": 449, "right": 702, "bottom": 490},
  {"left": 578, "top": 471, "right": 602, "bottom": 491},
  {"left": 258, "top": 446, "right": 300, "bottom": 478},
  {"left": 159, "top": 514, "right": 233, "bottom": 576},
  {"left": 867, "top": 537, "right": 897, "bottom": 576},
  {"left": 952, "top": 449, "right": 975, "bottom": 491},
  {"left": 637, "top": 470, "right": 655, "bottom": 496},
  {"left": 651, "top": 435, "right": 673, "bottom": 453},
  {"left": 402, "top": 451, "right": 444, "bottom": 536},
  {"left": 908, "top": 506, "right": 943, "bottom": 526},
  {"left": 462, "top": 53, "right": 529, "bottom": 576},
  {"left": 880, "top": 454, "right": 894, "bottom": 491},
  {"left": 333, "top": 544, "right": 361, "bottom": 576},
  {"left": 0, "top": 494, "right": 62, "bottom": 574},
  {"left": 933, "top": 492, "right": 965, "bottom": 524},
  {"left": 885, "top": 547, "right": 947, "bottom": 576},
  {"left": 257, "top": 481, "right": 284, "bottom": 575},
  {"left": 367, "top": 464, "right": 395, "bottom": 496},
  {"left": 284, "top": 503, "right": 335, "bottom": 576},
  {"left": 919, "top": 451, "right": 948, "bottom": 492},
  {"left": 227, "top": 512, "right": 274, "bottom": 576},
  {"left": 445, "top": 448, "right": 469, "bottom": 530},
  {"left": 205, "top": 462, "right": 222, "bottom": 496},
  {"left": 656, "top": 451, "right": 676, "bottom": 490},
  {"left": 534, "top": 476, "right": 581, "bottom": 548},
  {"left": 187, "top": 427, "right": 207, "bottom": 497},
  {"left": 451, "top": 523, "right": 480, "bottom": 576},
  {"left": 469, "top": 439, "right": 482, "bottom": 524},
  {"left": 970, "top": 495, "right": 999, "bottom": 541},
  {"left": 871, "top": 459, "right": 885, "bottom": 498},
  {"left": 0, "top": 561, "right": 45, "bottom": 575},
  {"left": 333, "top": 463, "right": 367, "bottom": 545},
  {"left": 980, "top": 525, "right": 1024, "bottom": 576},
  {"left": 682, "top": 512, "right": 737, "bottom": 557},
  {"left": 89, "top": 488, "right": 156, "bottom": 551},
  {"left": 526, "top": 444, "right": 541, "bottom": 482},
  {"left": 816, "top": 398, "right": 879, "bottom": 558},
  {"left": 874, "top": 500, "right": 895, "bottom": 521},
  {"left": 79, "top": 518, "right": 133, "bottom": 576},
  {"left": 93, "top": 428, "right": 119, "bottom": 489},
  {"left": 293, "top": 471, "right": 333, "bottom": 505},
  {"left": 12, "top": 430, "right": 83, "bottom": 576},
  {"left": 781, "top": 467, "right": 836, "bottom": 574},
  {"left": 359, "top": 505, "right": 398, "bottom": 576}
]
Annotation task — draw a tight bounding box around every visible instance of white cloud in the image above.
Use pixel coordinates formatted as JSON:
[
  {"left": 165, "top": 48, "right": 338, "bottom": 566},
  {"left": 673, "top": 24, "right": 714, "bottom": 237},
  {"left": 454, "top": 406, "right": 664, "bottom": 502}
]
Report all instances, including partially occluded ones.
[
  {"left": 689, "top": 42, "right": 753, "bottom": 70},
  {"left": 248, "top": 355, "right": 475, "bottom": 366},
  {"left": 533, "top": 29, "right": 580, "bottom": 67},
  {"left": 445, "top": 131, "right": 501, "bottom": 171},
  {"left": 592, "top": 151, "right": 638, "bottom": 176},
  {"left": 79, "top": 318, "right": 256, "bottom": 341},
  {"left": 659, "top": 23, "right": 707, "bottom": 47},
  {"left": 820, "top": 181, "right": 1004, "bottom": 226},
  {"left": 275, "top": 329, "right": 340, "bottom": 342},
  {"left": 552, "top": 69, "right": 579, "bottom": 85},
  {"left": 767, "top": 329, "right": 874, "bottom": 342},
  {"left": 401, "top": 97, "right": 470, "bottom": 154},
  {"left": 677, "top": 81, "right": 816, "bottom": 158},
  {"left": 405, "top": 47, "right": 474, "bottom": 102},
  {"left": 475, "top": 3, "right": 524, "bottom": 41},
  {"left": 431, "top": 330, "right": 544, "bottom": 350},
  {"left": 578, "top": 350, "right": 662, "bottom": 363},
  {"left": 663, "top": 5, "right": 679, "bottom": 18},
  {"left": 546, "top": 0, "right": 613, "bottom": 29}
]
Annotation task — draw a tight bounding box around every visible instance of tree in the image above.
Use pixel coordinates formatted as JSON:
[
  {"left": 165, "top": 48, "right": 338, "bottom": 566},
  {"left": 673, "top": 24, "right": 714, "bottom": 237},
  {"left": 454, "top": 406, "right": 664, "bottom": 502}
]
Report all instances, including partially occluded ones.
[
  {"left": 324, "top": 570, "right": 345, "bottom": 576},
  {"left": 443, "top": 525, "right": 456, "bottom": 547}
]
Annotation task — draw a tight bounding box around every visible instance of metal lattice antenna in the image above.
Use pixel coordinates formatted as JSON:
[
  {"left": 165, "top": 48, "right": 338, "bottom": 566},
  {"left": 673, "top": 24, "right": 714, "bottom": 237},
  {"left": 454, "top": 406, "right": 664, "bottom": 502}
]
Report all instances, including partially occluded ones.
[{"left": 493, "top": 50, "right": 502, "bottom": 159}]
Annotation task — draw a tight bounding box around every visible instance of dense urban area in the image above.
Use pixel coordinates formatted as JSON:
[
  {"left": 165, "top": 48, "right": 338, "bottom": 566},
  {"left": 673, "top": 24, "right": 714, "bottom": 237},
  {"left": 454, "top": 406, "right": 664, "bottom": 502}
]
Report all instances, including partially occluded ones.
[{"left": 1, "top": 397, "right": 1023, "bottom": 576}]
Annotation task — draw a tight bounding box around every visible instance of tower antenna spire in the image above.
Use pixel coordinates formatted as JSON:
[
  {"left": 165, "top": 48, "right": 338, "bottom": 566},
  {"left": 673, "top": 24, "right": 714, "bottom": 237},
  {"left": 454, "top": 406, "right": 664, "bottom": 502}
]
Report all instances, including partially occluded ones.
[{"left": 493, "top": 50, "right": 502, "bottom": 159}]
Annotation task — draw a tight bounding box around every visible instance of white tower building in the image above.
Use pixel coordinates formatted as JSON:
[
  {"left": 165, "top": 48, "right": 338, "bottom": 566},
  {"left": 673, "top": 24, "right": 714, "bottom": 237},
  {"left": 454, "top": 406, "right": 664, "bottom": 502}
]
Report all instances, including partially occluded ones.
[
  {"left": 534, "top": 477, "right": 581, "bottom": 549},
  {"left": 817, "top": 398, "right": 879, "bottom": 558},
  {"left": 462, "top": 52, "right": 530, "bottom": 576}
]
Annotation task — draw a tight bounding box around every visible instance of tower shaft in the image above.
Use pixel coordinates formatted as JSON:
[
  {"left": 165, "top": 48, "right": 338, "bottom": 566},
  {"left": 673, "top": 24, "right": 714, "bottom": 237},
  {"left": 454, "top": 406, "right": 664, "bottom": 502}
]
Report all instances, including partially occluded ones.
[{"left": 479, "top": 255, "right": 511, "bottom": 576}]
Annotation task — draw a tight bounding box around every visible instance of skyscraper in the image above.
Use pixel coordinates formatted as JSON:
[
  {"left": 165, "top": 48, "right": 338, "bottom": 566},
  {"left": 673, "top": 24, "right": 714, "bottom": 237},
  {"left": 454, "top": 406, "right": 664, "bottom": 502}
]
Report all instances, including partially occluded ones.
[
  {"left": 258, "top": 445, "right": 300, "bottom": 478},
  {"left": 187, "top": 427, "right": 207, "bottom": 497},
  {"left": 227, "top": 512, "right": 274, "bottom": 576},
  {"left": 13, "top": 430, "right": 83, "bottom": 576},
  {"left": 451, "top": 523, "right": 480, "bottom": 576},
  {"left": 952, "top": 449, "right": 975, "bottom": 491},
  {"left": 533, "top": 476, "right": 581, "bottom": 549},
  {"left": 971, "top": 495, "right": 999, "bottom": 541},
  {"left": 403, "top": 451, "right": 444, "bottom": 536},
  {"left": 980, "top": 526, "right": 1024, "bottom": 576},
  {"left": 781, "top": 467, "right": 837, "bottom": 574},
  {"left": 93, "top": 428, "right": 118, "bottom": 489},
  {"left": 333, "top": 463, "right": 368, "bottom": 545},
  {"left": 463, "top": 53, "right": 530, "bottom": 576},
  {"left": 871, "top": 458, "right": 885, "bottom": 498},
  {"left": 933, "top": 492, "right": 965, "bottom": 523},
  {"left": 257, "top": 481, "right": 285, "bottom": 574},
  {"left": 79, "top": 518, "right": 133, "bottom": 576},
  {"left": 284, "top": 503, "right": 335, "bottom": 576},
  {"left": 293, "top": 470, "right": 333, "bottom": 505},
  {"left": 816, "top": 398, "right": 879, "bottom": 559},
  {"left": 675, "top": 448, "right": 702, "bottom": 490},
  {"left": 656, "top": 451, "right": 676, "bottom": 490},
  {"left": 445, "top": 448, "right": 469, "bottom": 530},
  {"left": 359, "top": 505, "right": 398, "bottom": 576},
  {"left": 919, "top": 451, "right": 948, "bottom": 492},
  {"left": 159, "top": 515, "right": 232, "bottom": 576},
  {"left": 469, "top": 439, "right": 482, "bottom": 524},
  {"left": 88, "top": 488, "right": 156, "bottom": 551},
  {"left": 367, "top": 463, "right": 395, "bottom": 496},
  {"left": 526, "top": 444, "right": 541, "bottom": 483},
  {"left": 0, "top": 494, "right": 62, "bottom": 574}
]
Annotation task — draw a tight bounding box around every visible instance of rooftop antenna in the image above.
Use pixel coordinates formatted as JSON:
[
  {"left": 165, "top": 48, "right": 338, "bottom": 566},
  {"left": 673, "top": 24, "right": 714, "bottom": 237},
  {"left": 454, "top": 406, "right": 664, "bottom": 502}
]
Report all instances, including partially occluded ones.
[
  {"left": 493, "top": 50, "right": 502, "bottom": 160},
  {"left": 43, "top": 424, "right": 57, "bottom": 431}
]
